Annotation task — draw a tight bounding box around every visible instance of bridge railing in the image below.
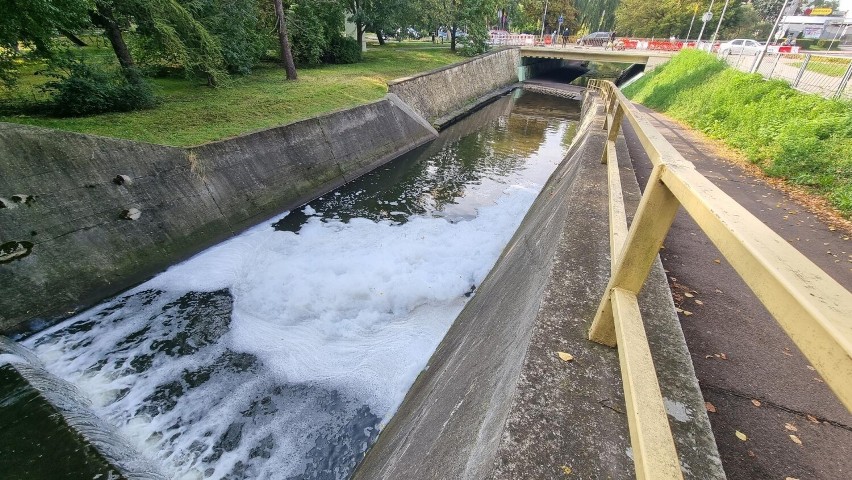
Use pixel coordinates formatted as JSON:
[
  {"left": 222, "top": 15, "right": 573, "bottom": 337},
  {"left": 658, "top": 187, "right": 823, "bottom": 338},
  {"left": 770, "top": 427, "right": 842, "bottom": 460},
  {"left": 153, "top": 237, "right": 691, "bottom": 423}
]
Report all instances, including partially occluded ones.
[{"left": 585, "top": 78, "right": 852, "bottom": 479}]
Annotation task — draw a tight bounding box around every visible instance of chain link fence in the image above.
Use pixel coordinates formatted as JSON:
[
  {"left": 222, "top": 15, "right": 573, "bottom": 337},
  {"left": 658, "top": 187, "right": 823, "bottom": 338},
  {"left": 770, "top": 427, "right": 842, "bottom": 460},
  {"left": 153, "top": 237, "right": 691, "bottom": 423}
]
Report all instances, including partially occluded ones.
[{"left": 721, "top": 51, "right": 852, "bottom": 100}]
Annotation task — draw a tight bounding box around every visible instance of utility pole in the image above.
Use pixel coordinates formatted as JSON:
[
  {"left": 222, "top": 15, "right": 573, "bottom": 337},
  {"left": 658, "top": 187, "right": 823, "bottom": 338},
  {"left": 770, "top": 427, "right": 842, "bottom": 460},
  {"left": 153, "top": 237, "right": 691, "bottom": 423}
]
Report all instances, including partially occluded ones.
[
  {"left": 539, "top": 0, "right": 549, "bottom": 44},
  {"left": 710, "top": 0, "right": 731, "bottom": 45},
  {"left": 751, "top": 0, "right": 791, "bottom": 73},
  {"left": 686, "top": 4, "right": 699, "bottom": 42}
]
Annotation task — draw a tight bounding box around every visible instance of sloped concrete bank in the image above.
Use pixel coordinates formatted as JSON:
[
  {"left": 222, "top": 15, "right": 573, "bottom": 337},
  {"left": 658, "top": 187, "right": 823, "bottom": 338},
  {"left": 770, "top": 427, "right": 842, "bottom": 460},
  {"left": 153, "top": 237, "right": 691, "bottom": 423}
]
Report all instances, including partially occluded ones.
[
  {"left": 389, "top": 48, "right": 521, "bottom": 125},
  {"left": 354, "top": 94, "right": 725, "bottom": 479},
  {"left": 0, "top": 95, "right": 438, "bottom": 332}
]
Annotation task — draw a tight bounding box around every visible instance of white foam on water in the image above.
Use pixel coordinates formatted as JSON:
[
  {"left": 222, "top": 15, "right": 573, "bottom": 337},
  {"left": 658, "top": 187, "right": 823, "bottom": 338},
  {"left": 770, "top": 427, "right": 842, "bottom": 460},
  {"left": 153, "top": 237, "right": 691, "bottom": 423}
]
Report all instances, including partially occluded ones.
[{"left": 25, "top": 115, "right": 573, "bottom": 479}]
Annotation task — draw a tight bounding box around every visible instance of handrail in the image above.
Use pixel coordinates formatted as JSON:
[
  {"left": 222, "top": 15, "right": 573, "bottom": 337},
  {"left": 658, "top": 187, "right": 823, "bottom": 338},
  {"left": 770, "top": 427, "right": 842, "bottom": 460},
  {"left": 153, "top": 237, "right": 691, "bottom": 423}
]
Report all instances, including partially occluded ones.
[{"left": 586, "top": 78, "right": 852, "bottom": 478}]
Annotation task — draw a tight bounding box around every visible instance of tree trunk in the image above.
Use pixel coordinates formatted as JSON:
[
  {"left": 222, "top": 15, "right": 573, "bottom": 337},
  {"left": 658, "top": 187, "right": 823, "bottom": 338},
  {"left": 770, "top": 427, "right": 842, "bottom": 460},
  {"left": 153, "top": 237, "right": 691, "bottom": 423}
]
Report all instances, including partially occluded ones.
[
  {"left": 92, "top": 5, "right": 135, "bottom": 70},
  {"left": 60, "top": 30, "right": 88, "bottom": 47},
  {"left": 356, "top": 21, "right": 364, "bottom": 50},
  {"left": 377, "top": 31, "right": 385, "bottom": 45},
  {"left": 272, "top": 0, "right": 297, "bottom": 80},
  {"left": 450, "top": 24, "right": 457, "bottom": 52}
]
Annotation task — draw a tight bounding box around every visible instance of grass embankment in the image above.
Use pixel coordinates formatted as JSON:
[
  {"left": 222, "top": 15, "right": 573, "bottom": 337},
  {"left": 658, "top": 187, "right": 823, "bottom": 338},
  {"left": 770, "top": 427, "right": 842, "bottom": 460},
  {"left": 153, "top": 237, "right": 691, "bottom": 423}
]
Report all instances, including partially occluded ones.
[
  {"left": 791, "top": 57, "right": 851, "bottom": 77},
  {"left": 0, "top": 43, "right": 460, "bottom": 146},
  {"left": 623, "top": 49, "right": 852, "bottom": 217}
]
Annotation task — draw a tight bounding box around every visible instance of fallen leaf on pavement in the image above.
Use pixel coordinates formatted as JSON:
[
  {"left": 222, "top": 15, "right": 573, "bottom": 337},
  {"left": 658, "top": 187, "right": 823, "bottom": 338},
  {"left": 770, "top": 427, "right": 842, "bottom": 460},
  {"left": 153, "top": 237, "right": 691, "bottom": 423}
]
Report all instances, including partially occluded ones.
[
  {"left": 557, "top": 352, "right": 574, "bottom": 362},
  {"left": 784, "top": 423, "right": 797, "bottom": 432},
  {"left": 785, "top": 477, "right": 799, "bottom": 480},
  {"left": 705, "top": 402, "right": 717, "bottom": 413},
  {"left": 736, "top": 430, "right": 748, "bottom": 441},
  {"left": 806, "top": 415, "right": 820, "bottom": 424},
  {"left": 561, "top": 466, "right": 572, "bottom": 475},
  {"left": 720, "top": 353, "right": 728, "bottom": 360},
  {"left": 682, "top": 310, "right": 693, "bottom": 316},
  {"left": 789, "top": 434, "right": 802, "bottom": 445},
  {"left": 695, "top": 299, "right": 704, "bottom": 305},
  {"left": 684, "top": 292, "right": 694, "bottom": 298},
  {"left": 714, "top": 259, "right": 721, "bottom": 264},
  {"left": 751, "top": 399, "right": 761, "bottom": 407}
]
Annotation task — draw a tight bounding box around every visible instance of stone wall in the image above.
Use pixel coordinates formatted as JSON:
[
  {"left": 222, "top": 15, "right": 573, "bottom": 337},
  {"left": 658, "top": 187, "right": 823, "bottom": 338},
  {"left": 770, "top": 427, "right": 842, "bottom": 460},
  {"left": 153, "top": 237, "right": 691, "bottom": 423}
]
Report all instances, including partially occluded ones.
[
  {"left": 0, "top": 96, "right": 437, "bottom": 332},
  {"left": 388, "top": 48, "right": 521, "bottom": 124}
]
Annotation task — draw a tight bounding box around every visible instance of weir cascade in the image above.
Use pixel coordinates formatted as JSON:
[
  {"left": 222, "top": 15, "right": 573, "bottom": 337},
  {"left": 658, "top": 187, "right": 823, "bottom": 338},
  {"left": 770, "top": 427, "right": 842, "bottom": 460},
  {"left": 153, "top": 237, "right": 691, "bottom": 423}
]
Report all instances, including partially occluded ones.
[{"left": 1, "top": 49, "right": 722, "bottom": 479}]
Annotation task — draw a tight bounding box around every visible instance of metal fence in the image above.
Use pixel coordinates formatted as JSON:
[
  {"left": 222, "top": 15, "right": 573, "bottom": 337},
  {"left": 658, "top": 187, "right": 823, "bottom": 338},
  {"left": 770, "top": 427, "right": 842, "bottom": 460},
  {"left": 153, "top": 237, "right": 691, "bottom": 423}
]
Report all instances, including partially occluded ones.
[{"left": 722, "top": 51, "right": 852, "bottom": 100}]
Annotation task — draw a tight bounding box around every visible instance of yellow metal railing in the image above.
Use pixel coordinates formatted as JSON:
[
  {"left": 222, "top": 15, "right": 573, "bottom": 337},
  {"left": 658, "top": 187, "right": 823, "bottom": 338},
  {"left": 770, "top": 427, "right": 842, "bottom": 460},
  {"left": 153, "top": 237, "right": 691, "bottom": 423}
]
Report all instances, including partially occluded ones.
[{"left": 586, "top": 79, "right": 852, "bottom": 479}]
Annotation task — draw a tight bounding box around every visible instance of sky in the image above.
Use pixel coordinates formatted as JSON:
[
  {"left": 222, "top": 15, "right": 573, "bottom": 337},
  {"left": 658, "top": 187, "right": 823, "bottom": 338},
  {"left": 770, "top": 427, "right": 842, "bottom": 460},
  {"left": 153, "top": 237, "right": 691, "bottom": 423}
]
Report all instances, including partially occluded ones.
[{"left": 840, "top": 0, "right": 851, "bottom": 14}]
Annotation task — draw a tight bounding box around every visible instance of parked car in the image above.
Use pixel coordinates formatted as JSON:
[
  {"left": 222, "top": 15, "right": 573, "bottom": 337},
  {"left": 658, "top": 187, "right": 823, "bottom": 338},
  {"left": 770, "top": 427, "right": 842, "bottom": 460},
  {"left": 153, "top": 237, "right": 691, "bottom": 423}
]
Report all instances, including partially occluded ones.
[
  {"left": 718, "top": 39, "right": 764, "bottom": 55},
  {"left": 577, "top": 31, "right": 614, "bottom": 47}
]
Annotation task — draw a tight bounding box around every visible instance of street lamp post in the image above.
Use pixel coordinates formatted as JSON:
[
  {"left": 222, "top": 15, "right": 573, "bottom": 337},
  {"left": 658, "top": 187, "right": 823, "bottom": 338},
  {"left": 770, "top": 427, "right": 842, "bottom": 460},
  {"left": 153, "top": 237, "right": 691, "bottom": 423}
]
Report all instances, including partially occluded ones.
[
  {"left": 696, "top": 0, "right": 717, "bottom": 46},
  {"left": 751, "top": 0, "right": 791, "bottom": 73},
  {"left": 539, "top": 0, "right": 549, "bottom": 44},
  {"left": 710, "top": 0, "right": 731, "bottom": 45},
  {"left": 686, "top": 4, "right": 699, "bottom": 42}
]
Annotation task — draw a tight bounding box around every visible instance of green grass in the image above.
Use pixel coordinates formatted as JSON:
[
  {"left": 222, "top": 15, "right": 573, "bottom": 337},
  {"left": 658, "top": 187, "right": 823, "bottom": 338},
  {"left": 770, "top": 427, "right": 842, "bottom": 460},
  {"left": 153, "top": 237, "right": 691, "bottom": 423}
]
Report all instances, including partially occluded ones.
[
  {"left": 624, "top": 49, "right": 852, "bottom": 217},
  {"left": 0, "top": 44, "right": 460, "bottom": 146},
  {"left": 790, "top": 59, "right": 850, "bottom": 77}
]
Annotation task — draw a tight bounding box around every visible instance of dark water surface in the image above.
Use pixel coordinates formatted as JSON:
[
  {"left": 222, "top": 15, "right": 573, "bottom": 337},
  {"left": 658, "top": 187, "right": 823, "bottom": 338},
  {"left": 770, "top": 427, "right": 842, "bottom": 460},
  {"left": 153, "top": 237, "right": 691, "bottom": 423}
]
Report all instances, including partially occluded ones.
[{"left": 9, "top": 91, "right": 580, "bottom": 479}]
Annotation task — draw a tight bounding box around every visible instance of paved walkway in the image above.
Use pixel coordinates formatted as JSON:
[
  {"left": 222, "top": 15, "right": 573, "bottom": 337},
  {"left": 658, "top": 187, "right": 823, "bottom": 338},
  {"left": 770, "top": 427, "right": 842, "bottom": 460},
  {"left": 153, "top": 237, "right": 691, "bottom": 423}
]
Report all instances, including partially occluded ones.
[{"left": 622, "top": 105, "right": 852, "bottom": 479}]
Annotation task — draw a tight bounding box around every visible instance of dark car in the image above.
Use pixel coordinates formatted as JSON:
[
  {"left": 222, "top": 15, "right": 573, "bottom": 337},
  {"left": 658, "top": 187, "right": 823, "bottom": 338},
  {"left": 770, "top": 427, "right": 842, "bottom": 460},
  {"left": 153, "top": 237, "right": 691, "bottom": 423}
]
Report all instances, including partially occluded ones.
[{"left": 577, "top": 31, "right": 614, "bottom": 47}]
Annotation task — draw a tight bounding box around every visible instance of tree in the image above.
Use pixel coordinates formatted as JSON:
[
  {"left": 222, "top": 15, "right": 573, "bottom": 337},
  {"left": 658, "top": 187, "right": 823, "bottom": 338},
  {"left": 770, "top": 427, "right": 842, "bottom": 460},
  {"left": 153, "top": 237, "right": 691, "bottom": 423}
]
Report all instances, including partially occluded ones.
[
  {"left": 518, "top": 0, "right": 578, "bottom": 35},
  {"left": 722, "top": 3, "right": 772, "bottom": 39},
  {"left": 344, "top": 0, "right": 369, "bottom": 48},
  {"left": 90, "top": 1, "right": 135, "bottom": 70},
  {"left": 289, "top": 0, "right": 346, "bottom": 65},
  {"left": 0, "top": 0, "right": 92, "bottom": 86},
  {"left": 574, "top": 0, "right": 620, "bottom": 33},
  {"left": 751, "top": 0, "right": 786, "bottom": 21},
  {"left": 273, "top": 0, "right": 297, "bottom": 79},
  {"left": 177, "top": 0, "right": 269, "bottom": 75},
  {"left": 615, "top": 0, "right": 744, "bottom": 39},
  {"left": 418, "top": 0, "right": 499, "bottom": 52}
]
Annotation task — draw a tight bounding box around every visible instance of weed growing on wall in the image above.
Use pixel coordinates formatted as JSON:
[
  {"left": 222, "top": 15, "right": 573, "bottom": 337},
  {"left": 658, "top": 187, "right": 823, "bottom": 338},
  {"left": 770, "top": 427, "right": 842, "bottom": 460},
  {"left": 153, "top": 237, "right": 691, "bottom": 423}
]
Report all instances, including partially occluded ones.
[{"left": 624, "top": 50, "right": 852, "bottom": 216}]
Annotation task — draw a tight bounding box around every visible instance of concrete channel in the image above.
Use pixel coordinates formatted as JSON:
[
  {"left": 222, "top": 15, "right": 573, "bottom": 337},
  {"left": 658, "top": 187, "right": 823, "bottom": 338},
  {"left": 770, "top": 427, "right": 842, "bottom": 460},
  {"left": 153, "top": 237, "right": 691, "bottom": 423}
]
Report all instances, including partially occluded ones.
[{"left": 0, "top": 48, "right": 724, "bottom": 478}]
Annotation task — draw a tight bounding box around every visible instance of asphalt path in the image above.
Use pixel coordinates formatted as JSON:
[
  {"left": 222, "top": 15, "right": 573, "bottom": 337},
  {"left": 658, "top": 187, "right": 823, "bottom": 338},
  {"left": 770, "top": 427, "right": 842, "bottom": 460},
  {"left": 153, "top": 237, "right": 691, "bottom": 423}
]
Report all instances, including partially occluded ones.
[{"left": 622, "top": 105, "right": 852, "bottom": 480}]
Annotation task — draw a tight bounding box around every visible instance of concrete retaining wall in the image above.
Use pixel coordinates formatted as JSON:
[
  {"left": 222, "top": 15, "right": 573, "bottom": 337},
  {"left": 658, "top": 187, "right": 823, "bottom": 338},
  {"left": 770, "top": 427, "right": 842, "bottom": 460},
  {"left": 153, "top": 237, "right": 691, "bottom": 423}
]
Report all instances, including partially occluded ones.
[
  {"left": 0, "top": 96, "right": 437, "bottom": 332},
  {"left": 388, "top": 48, "right": 521, "bottom": 124}
]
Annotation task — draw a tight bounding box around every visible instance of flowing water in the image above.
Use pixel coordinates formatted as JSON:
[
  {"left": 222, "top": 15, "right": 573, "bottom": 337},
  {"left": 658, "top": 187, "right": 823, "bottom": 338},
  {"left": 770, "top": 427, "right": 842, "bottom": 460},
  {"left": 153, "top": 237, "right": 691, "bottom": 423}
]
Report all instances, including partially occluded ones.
[{"left": 13, "top": 90, "right": 580, "bottom": 479}]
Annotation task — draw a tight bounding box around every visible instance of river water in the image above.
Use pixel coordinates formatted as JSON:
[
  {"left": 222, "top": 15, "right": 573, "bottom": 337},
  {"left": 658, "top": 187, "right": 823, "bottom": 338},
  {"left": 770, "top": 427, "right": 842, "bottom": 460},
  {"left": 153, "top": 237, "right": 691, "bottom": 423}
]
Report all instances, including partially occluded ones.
[{"left": 18, "top": 90, "right": 579, "bottom": 479}]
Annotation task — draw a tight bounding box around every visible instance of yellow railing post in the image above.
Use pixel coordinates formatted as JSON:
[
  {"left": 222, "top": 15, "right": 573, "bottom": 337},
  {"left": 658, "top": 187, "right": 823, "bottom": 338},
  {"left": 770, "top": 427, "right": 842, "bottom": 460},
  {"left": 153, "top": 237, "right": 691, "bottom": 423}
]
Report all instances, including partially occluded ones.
[{"left": 589, "top": 164, "right": 680, "bottom": 346}]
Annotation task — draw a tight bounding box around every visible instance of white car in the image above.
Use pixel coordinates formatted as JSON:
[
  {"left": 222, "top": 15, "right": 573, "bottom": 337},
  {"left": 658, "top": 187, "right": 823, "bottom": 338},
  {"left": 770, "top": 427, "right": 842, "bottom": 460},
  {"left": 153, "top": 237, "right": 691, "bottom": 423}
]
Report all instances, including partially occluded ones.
[{"left": 719, "top": 39, "right": 764, "bottom": 55}]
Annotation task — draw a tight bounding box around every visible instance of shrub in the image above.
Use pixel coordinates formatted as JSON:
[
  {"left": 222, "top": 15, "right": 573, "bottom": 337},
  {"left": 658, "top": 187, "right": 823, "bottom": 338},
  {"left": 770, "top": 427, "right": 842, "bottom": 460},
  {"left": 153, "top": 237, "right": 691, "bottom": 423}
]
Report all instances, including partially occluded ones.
[
  {"left": 457, "top": 24, "right": 490, "bottom": 57},
  {"left": 41, "top": 56, "right": 156, "bottom": 117},
  {"left": 323, "top": 35, "right": 361, "bottom": 64}
]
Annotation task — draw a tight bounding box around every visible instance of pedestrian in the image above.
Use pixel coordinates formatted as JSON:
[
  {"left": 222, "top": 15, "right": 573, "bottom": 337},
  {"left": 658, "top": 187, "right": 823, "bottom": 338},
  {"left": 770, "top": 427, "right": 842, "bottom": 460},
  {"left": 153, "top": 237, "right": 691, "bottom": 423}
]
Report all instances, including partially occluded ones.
[
  {"left": 551, "top": 30, "right": 557, "bottom": 46},
  {"left": 562, "top": 27, "right": 570, "bottom": 47}
]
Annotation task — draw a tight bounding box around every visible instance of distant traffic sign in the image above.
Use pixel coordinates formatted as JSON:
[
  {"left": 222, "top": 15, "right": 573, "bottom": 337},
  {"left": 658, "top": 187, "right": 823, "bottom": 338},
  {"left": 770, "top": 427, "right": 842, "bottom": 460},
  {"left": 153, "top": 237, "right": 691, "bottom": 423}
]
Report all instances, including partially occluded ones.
[{"left": 702, "top": 11, "right": 713, "bottom": 22}]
